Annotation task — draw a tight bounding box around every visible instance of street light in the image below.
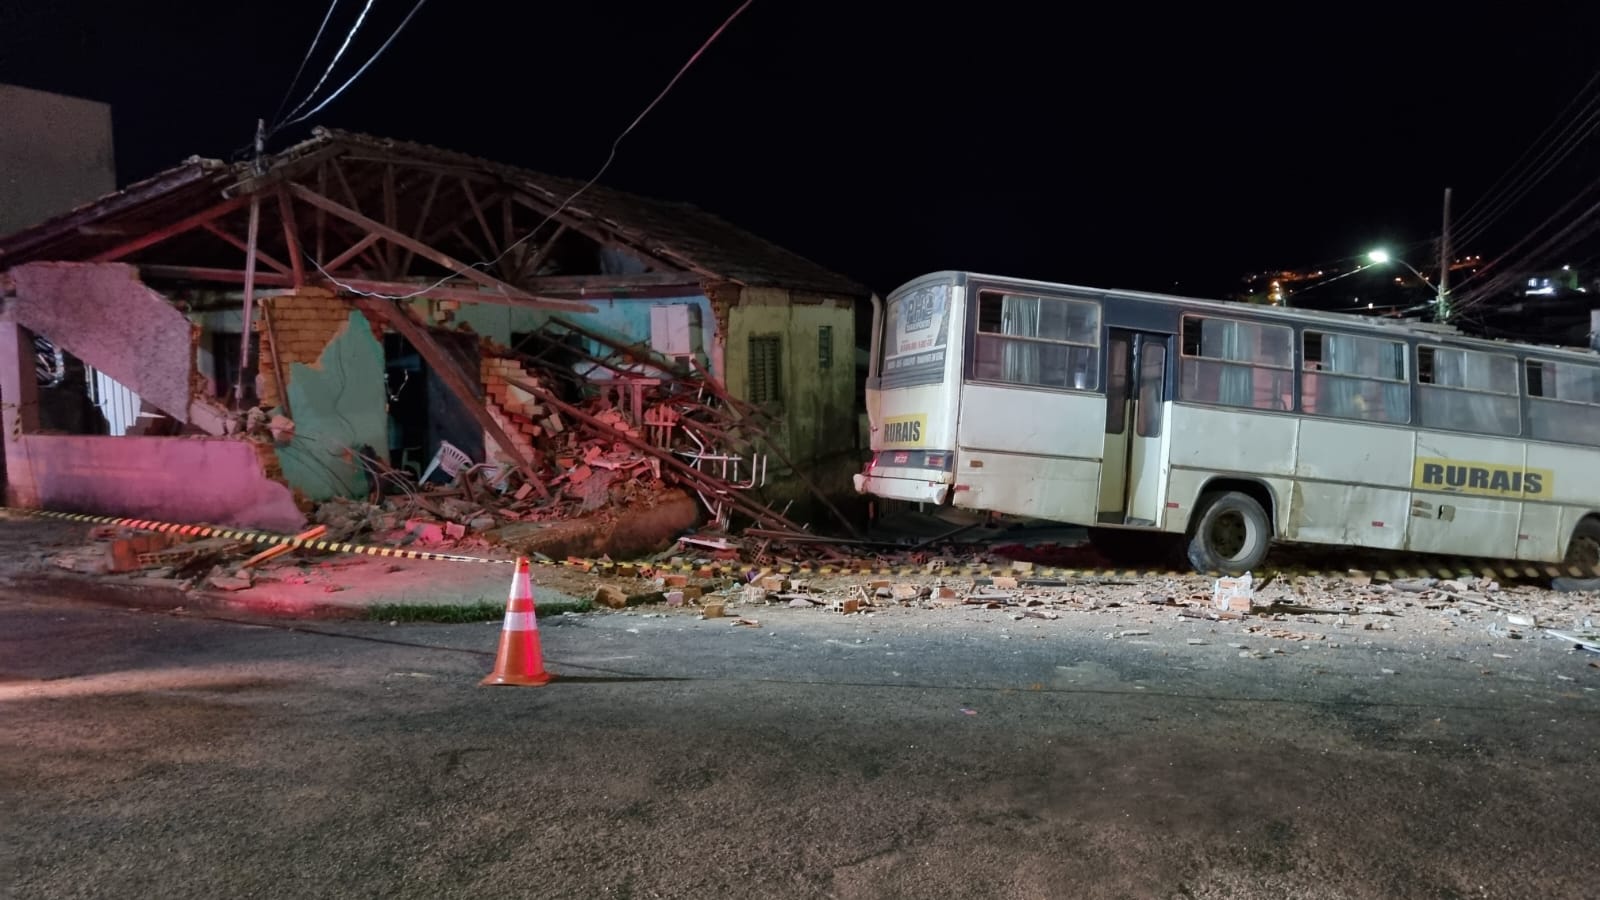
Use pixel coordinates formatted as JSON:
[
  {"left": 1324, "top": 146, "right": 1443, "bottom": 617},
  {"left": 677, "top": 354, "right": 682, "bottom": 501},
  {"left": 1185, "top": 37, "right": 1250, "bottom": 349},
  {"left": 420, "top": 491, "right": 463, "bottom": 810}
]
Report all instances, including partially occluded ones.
[{"left": 1367, "top": 249, "right": 1450, "bottom": 321}]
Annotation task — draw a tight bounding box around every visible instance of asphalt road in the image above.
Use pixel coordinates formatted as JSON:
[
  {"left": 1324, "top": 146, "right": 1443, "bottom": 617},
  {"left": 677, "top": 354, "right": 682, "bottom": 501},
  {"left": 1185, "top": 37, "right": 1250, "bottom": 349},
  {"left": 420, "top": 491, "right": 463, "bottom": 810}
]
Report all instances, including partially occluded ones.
[{"left": 4, "top": 589, "right": 1599, "bottom": 899}]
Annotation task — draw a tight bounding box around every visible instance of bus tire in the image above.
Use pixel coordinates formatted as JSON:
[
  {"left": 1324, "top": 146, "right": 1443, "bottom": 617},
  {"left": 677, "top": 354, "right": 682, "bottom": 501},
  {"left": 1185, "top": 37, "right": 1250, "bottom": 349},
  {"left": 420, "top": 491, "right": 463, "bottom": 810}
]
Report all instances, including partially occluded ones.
[{"left": 1186, "top": 491, "right": 1271, "bottom": 576}]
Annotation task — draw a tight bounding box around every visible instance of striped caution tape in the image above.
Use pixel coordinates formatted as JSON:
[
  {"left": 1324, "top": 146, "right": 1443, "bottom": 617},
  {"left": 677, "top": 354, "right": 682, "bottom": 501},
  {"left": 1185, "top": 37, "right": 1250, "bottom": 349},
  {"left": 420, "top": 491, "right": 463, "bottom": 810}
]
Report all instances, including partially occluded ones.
[
  {"left": 2, "top": 506, "right": 1593, "bottom": 583},
  {"left": 8, "top": 508, "right": 513, "bottom": 565}
]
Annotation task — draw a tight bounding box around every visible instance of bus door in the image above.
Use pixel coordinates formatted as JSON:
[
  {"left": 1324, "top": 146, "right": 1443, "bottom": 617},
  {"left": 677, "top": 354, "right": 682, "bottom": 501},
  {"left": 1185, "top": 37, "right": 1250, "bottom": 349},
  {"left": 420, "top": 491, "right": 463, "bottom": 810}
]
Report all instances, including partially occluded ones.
[{"left": 1098, "top": 330, "right": 1170, "bottom": 527}]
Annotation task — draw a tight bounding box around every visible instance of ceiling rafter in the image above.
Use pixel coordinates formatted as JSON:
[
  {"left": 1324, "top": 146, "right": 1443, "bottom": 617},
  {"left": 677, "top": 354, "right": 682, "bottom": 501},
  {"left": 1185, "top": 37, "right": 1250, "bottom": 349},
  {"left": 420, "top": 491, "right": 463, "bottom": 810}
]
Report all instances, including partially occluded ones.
[{"left": 285, "top": 182, "right": 592, "bottom": 312}]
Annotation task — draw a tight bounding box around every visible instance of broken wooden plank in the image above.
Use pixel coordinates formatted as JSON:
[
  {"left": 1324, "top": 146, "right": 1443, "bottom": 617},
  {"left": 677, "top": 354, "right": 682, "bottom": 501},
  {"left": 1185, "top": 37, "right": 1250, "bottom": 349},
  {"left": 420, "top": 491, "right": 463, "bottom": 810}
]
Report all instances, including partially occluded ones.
[{"left": 238, "top": 525, "right": 329, "bottom": 570}]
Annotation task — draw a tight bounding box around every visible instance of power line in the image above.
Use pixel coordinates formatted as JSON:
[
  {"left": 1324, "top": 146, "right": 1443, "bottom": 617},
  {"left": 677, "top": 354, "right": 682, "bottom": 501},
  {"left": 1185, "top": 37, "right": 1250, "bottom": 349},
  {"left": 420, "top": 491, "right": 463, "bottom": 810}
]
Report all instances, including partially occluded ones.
[
  {"left": 1451, "top": 190, "right": 1600, "bottom": 312},
  {"left": 271, "top": 0, "right": 344, "bottom": 127},
  {"left": 1452, "top": 65, "right": 1600, "bottom": 229},
  {"left": 275, "top": 0, "right": 430, "bottom": 134},
  {"left": 1449, "top": 66, "right": 1600, "bottom": 250},
  {"left": 309, "top": 0, "right": 757, "bottom": 303},
  {"left": 272, "top": 0, "right": 378, "bottom": 135}
]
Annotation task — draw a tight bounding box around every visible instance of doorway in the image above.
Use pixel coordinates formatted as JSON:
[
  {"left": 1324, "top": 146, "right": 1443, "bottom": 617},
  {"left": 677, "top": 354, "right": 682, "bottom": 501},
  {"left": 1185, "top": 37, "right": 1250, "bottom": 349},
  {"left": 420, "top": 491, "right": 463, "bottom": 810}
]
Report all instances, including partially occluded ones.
[
  {"left": 382, "top": 332, "right": 486, "bottom": 483},
  {"left": 1097, "top": 329, "right": 1170, "bottom": 526}
]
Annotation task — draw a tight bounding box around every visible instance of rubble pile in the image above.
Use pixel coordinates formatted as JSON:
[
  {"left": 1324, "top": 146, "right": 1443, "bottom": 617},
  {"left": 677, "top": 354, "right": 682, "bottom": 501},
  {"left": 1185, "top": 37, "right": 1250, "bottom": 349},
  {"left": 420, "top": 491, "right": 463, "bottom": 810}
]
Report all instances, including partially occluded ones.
[
  {"left": 309, "top": 317, "right": 828, "bottom": 561},
  {"left": 580, "top": 563, "right": 1600, "bottom": 655}
]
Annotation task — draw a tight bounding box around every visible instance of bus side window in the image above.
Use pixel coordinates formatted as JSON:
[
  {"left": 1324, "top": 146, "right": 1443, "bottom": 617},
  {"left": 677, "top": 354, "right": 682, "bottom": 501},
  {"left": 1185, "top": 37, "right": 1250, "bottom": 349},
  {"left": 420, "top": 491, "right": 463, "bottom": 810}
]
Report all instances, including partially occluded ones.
[
  {"left": 1417, "top": 345, "right": 1519, "bottom": 435},
  {"left": 1301, "top": 331, "right": 1410, "bottom": 424},
  {"left": 1527, "top": 358, "right": 1600, "bottom": 445},
  {"left": 1178, "top": 315, "right": 1293, "bottom": 411},
  {"left": 972, "top": 291, "right": 1101, "bottom": 390}
]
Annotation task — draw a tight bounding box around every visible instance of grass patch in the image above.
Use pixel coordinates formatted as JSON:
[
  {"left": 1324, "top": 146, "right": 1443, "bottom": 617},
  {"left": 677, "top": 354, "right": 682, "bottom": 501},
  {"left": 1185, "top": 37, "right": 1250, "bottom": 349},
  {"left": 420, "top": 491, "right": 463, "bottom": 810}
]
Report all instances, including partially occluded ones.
[{"left": 366, "top": 598, "right": 594, "bottom": 623}]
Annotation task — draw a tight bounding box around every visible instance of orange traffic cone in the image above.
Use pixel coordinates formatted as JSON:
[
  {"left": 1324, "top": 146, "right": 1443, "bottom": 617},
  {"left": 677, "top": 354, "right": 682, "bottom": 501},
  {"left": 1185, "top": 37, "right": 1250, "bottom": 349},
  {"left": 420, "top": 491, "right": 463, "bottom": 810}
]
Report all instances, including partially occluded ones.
[{"left": 481, "top": 558, "right": 552, "bottom": 686}]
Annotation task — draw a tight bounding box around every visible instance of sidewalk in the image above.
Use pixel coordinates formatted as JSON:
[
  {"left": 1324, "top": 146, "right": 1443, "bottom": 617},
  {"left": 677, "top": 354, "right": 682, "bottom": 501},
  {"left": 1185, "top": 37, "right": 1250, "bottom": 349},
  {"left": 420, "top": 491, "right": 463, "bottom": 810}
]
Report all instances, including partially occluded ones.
[{"left": 0, "top": 513, "right": 593, "bottom": 619}]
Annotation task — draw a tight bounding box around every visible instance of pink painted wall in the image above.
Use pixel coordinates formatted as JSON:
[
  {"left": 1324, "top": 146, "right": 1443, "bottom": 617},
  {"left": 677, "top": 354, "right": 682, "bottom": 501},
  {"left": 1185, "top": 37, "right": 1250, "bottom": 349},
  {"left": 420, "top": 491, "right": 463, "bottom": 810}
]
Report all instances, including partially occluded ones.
[
  {"left": 11, "top": 435, "right": 305, "bottom": 532},
  {"left": 8, "top": 261, "right": 196, "bottom": 422}
]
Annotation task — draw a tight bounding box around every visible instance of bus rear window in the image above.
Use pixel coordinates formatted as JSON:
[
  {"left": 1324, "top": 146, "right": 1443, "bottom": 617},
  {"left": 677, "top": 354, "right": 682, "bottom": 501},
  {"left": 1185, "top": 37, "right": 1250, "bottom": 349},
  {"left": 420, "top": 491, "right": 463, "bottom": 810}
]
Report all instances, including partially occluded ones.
[{"left": 971, "top": 291, "right": 1100, "bottom": 390}]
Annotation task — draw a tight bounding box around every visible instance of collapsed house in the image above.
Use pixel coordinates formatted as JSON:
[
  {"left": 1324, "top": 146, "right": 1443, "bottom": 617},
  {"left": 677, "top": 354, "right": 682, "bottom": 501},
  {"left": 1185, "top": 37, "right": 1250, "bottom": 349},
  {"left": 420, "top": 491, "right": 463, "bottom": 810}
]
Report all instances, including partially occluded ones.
[{"left": 0, "top": 129, "right": 871, "bottom": 550}]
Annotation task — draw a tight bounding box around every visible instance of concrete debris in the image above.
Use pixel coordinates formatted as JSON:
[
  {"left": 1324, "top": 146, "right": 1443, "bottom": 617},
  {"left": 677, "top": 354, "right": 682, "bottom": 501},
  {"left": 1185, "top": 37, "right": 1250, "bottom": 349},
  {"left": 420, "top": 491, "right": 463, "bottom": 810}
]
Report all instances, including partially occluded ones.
[
  {"left": 207, "top": 572, "right": 253, "bottom": 592},
  {"left": 1213, "top": 573, "right": 1254, "bottom": 612}
]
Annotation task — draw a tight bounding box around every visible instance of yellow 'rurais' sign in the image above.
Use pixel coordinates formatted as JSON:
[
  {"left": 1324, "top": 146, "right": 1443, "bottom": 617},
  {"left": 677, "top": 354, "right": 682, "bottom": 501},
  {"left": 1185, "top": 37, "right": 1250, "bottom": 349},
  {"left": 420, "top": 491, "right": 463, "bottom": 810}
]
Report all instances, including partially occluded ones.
[
  {"left": 1412, "top": 457, "right": 1552, "bottom": 498},
  {"left": 881, "top": 414, "right": 927, "bottom": 448}
]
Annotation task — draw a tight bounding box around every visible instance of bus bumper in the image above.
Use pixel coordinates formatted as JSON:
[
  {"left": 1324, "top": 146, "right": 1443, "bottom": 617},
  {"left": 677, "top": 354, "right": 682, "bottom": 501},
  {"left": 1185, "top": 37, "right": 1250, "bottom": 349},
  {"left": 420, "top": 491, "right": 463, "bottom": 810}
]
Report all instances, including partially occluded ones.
[{"left": 853, "top": 472, "right": 950, "bottom": 505}]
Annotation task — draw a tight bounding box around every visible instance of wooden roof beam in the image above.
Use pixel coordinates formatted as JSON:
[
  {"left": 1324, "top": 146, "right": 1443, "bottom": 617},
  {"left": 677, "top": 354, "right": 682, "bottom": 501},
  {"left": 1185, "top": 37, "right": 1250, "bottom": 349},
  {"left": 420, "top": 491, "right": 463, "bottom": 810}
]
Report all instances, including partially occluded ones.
[
  {"left": 286, "top": 183, "right": 593, "bottom": 313},
  {"left": 88, "top": 194, "right": 254, "bottom": 263}
]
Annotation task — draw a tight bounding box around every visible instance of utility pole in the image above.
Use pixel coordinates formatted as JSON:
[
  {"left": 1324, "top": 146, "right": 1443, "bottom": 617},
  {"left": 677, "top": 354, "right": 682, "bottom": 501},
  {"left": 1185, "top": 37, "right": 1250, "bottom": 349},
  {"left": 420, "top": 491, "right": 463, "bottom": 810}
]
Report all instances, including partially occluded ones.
[{"left": 1437, "top": 187, "right": 1452, "bottom": 323}]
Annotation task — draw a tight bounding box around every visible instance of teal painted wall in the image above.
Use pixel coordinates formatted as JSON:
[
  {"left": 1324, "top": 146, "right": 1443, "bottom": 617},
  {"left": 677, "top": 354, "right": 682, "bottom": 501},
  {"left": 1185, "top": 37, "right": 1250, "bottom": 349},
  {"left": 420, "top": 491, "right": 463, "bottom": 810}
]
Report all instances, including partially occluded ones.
[
  {"left": 446, "top": 295, "right": 717, "bottom": 375},
  {"left": 275, "top": 311, "right": 388, "bottom": 501}
]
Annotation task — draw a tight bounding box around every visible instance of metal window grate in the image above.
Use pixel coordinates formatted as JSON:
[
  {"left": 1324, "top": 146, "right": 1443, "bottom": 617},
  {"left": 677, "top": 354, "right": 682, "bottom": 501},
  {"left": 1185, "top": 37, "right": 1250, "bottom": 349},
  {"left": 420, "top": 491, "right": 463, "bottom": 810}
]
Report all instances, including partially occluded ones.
[
  {"left": 818, "top": 324, "right": 833, "bottom": 369},
  {"left": 749, "top": 335, "right": 782, "bottom": 404}
]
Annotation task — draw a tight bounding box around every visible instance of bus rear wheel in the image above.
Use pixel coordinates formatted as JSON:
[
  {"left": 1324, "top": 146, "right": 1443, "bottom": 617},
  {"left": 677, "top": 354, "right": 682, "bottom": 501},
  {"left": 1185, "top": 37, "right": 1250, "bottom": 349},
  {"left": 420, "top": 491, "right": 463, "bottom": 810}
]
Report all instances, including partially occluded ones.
[{"left": 1186, "top": 491, "right": 1271, "bottom": 576}]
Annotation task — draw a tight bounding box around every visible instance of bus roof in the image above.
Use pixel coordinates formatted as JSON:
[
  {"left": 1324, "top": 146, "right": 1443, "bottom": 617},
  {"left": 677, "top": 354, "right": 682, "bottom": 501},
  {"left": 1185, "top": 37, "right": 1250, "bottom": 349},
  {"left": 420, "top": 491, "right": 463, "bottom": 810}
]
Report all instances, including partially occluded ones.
[{"left": 894, "top": 269, "right": 1600, "bottom": 364}]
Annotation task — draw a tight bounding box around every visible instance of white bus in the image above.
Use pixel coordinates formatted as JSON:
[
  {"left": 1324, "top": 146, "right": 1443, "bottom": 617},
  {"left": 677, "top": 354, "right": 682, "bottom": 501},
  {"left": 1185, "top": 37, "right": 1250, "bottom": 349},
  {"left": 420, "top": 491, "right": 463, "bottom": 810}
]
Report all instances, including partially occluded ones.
[{"left": 854, "top": 270, "right": 1600, "bottom": 575}]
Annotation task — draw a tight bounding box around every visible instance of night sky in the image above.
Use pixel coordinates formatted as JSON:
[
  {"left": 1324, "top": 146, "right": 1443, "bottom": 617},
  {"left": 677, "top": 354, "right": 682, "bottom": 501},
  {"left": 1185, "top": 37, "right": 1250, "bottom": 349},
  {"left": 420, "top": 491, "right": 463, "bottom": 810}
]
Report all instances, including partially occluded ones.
[{"left": 4, "top": 1, "right": 1599, "bottom": 303}]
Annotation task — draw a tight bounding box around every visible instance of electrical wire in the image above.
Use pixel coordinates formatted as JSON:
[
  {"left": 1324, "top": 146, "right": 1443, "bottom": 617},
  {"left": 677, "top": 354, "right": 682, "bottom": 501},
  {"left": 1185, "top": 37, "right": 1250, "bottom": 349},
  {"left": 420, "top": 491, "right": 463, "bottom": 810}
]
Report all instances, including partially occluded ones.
[
  {"left": 1450, "top": 176, "right": 1600, "bottom": 295},
  {"left": 306, "top": 0, "right": 757, "bottom": 303},
  {"left": 271, "top": 0, "right": 344, "bottom": 127},
  {"left": 272, "top": 0, "right": 378, "bottom": 135},
  {"left": 1449, "top": 66, "right": 1600, "bottom": 250},
  {"left": 1450, "top": 192, "right": 1600, "bottom": 312},
  {"left": 1450, "top": 102, "right": 1600, "bottom": 253},
  {"left": 275, "top": 0, "right": 431, "bottom": 134},
  {"left": 1452, "top": 66, "right": 1600, "bottom": 226}
]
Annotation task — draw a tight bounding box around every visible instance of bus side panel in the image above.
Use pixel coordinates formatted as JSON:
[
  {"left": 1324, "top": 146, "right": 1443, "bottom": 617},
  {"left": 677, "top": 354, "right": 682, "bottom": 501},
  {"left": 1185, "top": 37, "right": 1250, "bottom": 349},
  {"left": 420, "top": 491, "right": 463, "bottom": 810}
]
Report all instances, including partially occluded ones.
[
  {"left": 953, "top": 385, "right": 1104, "bottom": 521},
  {"left": 1287, "top": 418, "right": 1414, "bottom": 550},
  {"left": 1523, "top": 442, "right": 1594, "bottom": 562},
  {"left": 1406, "top": 433, "right": 1523, "bottom": 559},
  {"left": 1164, "top": 406, "right": 1298, "bottom": 532}
]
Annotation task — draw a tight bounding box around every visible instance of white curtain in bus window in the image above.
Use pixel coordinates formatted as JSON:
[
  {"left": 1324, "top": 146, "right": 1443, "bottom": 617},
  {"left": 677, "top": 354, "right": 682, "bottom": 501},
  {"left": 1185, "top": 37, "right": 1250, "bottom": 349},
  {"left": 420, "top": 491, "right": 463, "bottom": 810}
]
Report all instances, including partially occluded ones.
[
  {"left": 973, "top": 292, "right": 1100, "bottom": 390},
  {"left": 1526, "top": 358, "right": 1600, "bottom": 445},
  {"left": 1179, "top": 317, "right": 1292, "bottom": 410},
  {"left": 1417, "top": 346, "right": 1520, "bottom": 435},
  {"left": 1301, "top": 331, "right": 1410, "bottom": 423}
]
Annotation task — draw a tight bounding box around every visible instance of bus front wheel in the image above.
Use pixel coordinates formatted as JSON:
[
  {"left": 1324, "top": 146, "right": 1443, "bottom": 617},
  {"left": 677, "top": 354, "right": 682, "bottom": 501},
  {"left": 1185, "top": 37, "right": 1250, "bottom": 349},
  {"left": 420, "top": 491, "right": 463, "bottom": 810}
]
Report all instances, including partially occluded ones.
[{"left": 1186, "top": 491, "right": 1271, "bottom": 576}]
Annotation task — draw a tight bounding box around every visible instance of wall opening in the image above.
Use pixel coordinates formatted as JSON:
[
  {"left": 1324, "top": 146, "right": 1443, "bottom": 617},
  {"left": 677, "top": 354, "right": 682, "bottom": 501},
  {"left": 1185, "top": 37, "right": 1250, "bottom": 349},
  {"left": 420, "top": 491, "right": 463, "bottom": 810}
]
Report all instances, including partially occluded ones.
[
  {"left": 33, "top": 340, "right": 108, "bottom": 436},
  {"left": 382, "top": 330, "right": 485, "bottom": 483},
  {"left": 209, "top": 331, "right": 258, "bottom": 404}
]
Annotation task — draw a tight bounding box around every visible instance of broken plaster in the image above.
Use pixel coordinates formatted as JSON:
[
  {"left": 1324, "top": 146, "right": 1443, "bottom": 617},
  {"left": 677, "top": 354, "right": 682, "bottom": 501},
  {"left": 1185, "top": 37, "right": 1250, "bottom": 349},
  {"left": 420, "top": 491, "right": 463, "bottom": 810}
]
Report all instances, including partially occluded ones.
[
  {"left": 273, "top": 309, "right": 388, "bottom": 502},
  {"left": 7, "top": 262, "right": 198, "bottom": 424}
]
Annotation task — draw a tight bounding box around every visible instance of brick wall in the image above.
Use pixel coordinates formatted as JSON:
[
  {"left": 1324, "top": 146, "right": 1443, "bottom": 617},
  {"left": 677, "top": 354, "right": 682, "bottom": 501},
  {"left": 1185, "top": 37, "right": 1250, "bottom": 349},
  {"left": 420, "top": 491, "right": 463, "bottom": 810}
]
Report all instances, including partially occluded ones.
[
  {"left": 256, "top": 292, "right": 381, "bottom": 408},
  {"left": 481, "top": 355, "right": 556, "bottom": 466}
]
